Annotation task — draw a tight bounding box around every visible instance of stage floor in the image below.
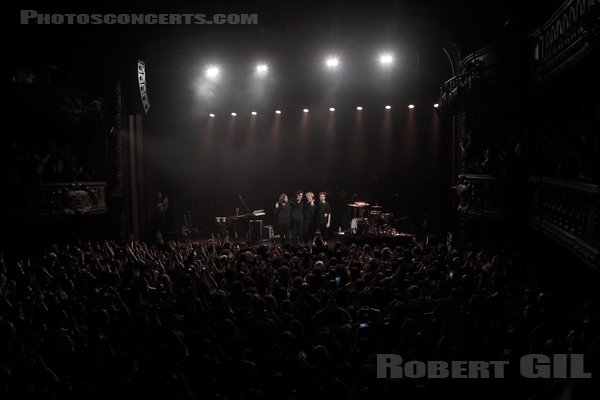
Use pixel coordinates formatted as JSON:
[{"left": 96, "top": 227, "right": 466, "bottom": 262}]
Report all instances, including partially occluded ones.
[
  {"left": 332, "top": 231, "right": 416, "bottom": 247},
  {"left": 203, "top": 231, "right": 418, "bottom": 248}
]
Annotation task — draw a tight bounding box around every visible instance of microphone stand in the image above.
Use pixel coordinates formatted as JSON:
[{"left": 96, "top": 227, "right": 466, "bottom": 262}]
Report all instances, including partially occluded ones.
[
  {"left": 238, "top": 195, "right": 253, "bottom": 242},
  {"left": 238, "top": 195, "right": 251, "bottom": 214}
]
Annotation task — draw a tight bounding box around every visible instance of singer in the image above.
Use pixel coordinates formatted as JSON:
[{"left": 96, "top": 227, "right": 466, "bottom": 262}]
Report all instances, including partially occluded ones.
[
  {"left": 316, "top": 192, "right": 331, "bottom": 238},
  {"left": 304, "top": 191, "right": 317, "bottom": 241},
  {"left": 274, "top": 193, "right": 291, "bottom": 242}
]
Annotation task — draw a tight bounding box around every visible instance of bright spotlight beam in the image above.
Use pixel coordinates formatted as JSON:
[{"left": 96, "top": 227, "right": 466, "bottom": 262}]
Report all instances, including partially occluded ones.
[
  {"left": 325, "top": 57, "right": 339, "bottom": 68},
  {"left": 256, "top": 64, "right": 268, "bottom": 74},
  {"left": 379, "top": 53, "right": 394, "bottom": 65},
  {"left": 205, "top": 66, "right": 220, "bottom": 78}
]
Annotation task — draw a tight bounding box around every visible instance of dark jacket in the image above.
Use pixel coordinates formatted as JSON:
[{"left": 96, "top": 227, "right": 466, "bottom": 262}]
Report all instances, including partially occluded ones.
[
  {"left": 316, "top": 202, "right": 331, "bottom": 224},
  {"left": 290, "top": 198, "right": 304, "bottom": 220},
  {"left": 275, "top": 202, "right": 292, "bottom": 223}
]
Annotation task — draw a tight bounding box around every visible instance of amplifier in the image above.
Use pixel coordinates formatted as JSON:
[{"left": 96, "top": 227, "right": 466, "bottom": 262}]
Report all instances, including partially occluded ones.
[
  {"left": 263, "top": 225, "right": 274, "bottom": 240},
  {"left": 249, "top": 220, "right": 263, "bottom": 242}
]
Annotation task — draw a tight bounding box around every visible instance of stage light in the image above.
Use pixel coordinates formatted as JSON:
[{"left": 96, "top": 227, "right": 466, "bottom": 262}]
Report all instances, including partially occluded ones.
[
  {"left": 408, "top": 104, "right": 415, "bottom": 109},
  {"left": 329, "top": 107, "right": 335, "bottom": 112},
  {"left": 275, "top": 110, "right": 282, "bottom": 114},
  {"left": 209, "top": 113, "right": 215, "bottom": 117},
  {"left": 356, "top": 106, "right": 363, "bottom": 111},
  {"left": 205, "top": 66, "right": 220, "bottom": 79},
  {"left": 325, "top": 57, "right": 339, "bottom": 68},
  {"left": 379, "top": 53, "right": 393, "bottom": 65},
  {"left": 303, "top": 108, "right": 309, "bottom": 113},
  {"left": 251, "top": 111, "right": 257, "bottom": 115},
  {"left": 256, "top": 64, "right": 268, "bottom": 74},
  {"left": 433, "top": 103, "right": 439, "bottom": 108},
  {"left": 385, "top": 105, "right": 391, "bottom": 109},
  {"left": 231, "top": 112, "right": 237, "bottom": 116}
]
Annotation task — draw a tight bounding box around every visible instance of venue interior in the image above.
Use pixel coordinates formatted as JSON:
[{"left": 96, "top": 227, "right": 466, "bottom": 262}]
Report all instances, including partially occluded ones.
[{"left": 2, "top": 1, "right": 600, "bottom": 399}]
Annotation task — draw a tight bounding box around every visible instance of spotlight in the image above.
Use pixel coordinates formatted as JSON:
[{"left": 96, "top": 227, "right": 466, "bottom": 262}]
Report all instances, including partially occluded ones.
[
  {"left": 209, "top": 113, "right": 215, "bottom": 117},
  {"left": 433, "top": 103, "right": 439, "bottom": 108},
  {"left": 325, "top": 57, "right": 339, "bottom": 68},
  {"left": 231, "top": 112, "right": 237, "bottom": 116},
  {"left": 205, "top": 66, "right": 220, "bottom": 78},
  {"left": 379, "top": 53, "right": 394, "bottom": 65},
  {"left": 408, "top": 104, "right": 415, "bottom": 109},
  {"left": 256, "top": 64, "right": 268, "bottom": 74},
  {"left": 329, "top": 107, "right": 335, "bottom": 112},
  {"left": 303, "top": 108, "right": 309, "bottom": 113},
  {"left": 275, "top": 110, "right": 282, "bottom": 114},
  {"left": 385, "top": 105, "right": 391, "bottom": 110},
  {"left": 356, "top": 106, "right": 363, "bottom": 111},
  {"left": 251, "top": 111, "right": 257, "bottom": 115}
]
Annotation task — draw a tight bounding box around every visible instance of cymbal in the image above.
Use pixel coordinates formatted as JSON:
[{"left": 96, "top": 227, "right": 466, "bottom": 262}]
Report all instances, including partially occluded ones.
[
  {"left": 353, "top": 201, "right": 370, "bottom": 207},
  {"left": 347, "top": 203, "right": 363, "bottom": 207},
  {"left": 370, "top": 204, "right": 383, "bottom": 209}
]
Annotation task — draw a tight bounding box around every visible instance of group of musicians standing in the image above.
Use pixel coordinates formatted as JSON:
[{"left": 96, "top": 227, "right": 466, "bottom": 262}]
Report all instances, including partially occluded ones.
[{"left": 275, "top": 191, "right": 331, "bottom": 243}]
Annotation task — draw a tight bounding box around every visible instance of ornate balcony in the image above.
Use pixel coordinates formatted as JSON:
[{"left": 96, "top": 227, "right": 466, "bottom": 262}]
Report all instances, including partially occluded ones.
[
  {"left": 530, "top": 0, "right": 600, "bottom": 79},
  {"left": 454, "top": 174, "right": 507, "bottom": 221},
  {"left": 530, "top": 176, "right": 599, "bottom": 268},
  {"left": 437, "top": 45, "right": 528, "bottom": 115},
  {"left": 21, "top": 182, "right": 108, "bottom": 217},
  {"left": 455, "top": 174, "right": 599, "bottom": 269}
]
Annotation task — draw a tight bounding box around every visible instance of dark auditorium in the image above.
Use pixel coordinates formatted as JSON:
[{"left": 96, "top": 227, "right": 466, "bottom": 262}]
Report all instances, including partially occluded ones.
[{"left": 3, "top": 1, "right": 600, "bottom": 399}]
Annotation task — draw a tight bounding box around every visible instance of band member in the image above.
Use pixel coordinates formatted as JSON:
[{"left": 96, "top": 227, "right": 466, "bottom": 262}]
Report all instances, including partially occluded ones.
[
  {"left": 316, "top": 191, "right": 331, "bottom": 238},
  {"left": 303, "top": 191, "right": 317, "bottom": 241},
  {"left": 156, "top": 192, "right": 169, "bottom": 233},
  {"left": 289, "top": 190, "right": 304, "bottom": 244},
  {"left": 274, "top": 193, "right": 291, "bottom": 243}
]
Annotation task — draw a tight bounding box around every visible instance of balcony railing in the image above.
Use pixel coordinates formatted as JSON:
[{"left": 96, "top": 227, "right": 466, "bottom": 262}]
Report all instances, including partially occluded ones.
[
  {"left": 21, "top": 182, "right": 108, "bottom": 217},
  {"left": 530, "top": 176, "right": 599, "bottom": 268},
  {"left": 530, "top": 0, "right": 600, "bottom": 79},
  {"left": 455, "top": 174, "right": 507, "bottom": 221},
  {"left": 437, "top": 46, "right": 516, "bottom": 113},
  {"left": 454, "top": 174, "right": 599, "bottom": 269}
]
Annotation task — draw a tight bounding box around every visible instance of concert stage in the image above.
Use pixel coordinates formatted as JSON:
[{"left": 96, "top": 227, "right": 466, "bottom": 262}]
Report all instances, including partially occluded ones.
[{"left": 333, "top": 231, "right": 416, "bottom": 247}]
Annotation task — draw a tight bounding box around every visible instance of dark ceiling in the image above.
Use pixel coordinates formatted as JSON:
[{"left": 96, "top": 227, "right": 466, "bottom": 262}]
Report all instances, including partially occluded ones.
[
  {"left": 6, "top": 0, "right": 565, "bottom": 111},
  {"left": 8, "top": 0, "right": 562, "bottom": 69}
]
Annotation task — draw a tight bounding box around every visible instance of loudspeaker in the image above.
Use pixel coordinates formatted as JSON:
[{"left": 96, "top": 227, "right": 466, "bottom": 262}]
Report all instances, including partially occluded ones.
[
  {"left": 249, "top": 220, "right": 263, "bottom": 242},
  {"left": 263, "top": 225, "right": 274, "bottom": 240}
]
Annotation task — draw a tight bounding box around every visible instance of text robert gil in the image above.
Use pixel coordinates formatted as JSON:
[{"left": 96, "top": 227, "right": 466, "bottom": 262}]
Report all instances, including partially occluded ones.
[{"left": 377, "top": 354, "right": 591, "bottom": 379}]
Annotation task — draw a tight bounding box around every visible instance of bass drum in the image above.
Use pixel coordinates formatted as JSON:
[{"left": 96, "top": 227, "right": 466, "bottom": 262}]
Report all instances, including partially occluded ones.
[{"left": 350, "top": 218, "right": 369, "bottom": 234}]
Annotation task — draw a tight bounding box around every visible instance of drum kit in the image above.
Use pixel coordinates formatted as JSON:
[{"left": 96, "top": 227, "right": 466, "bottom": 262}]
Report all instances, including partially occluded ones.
[{"left": 347, "top": 201, "right": 397, "bottom": 235}]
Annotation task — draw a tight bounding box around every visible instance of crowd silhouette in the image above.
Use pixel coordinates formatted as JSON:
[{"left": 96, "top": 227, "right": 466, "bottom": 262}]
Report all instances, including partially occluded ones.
[{"left": 0, "top": 235, "right": 598, "bottom": 399}]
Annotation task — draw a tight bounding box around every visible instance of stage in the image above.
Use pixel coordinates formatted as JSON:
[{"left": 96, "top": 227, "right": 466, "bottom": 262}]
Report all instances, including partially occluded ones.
[{"left": 332, "top": 231, "right": 417, "bottom": 247}]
